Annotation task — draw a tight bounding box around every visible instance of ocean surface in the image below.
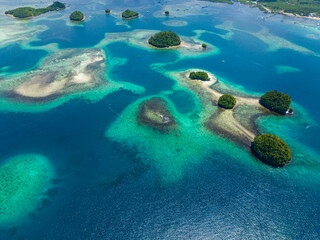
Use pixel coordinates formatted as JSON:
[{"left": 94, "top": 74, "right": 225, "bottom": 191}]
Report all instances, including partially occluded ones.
[{"left": 0, "top": 0, "right": 319, "bottom": 239}]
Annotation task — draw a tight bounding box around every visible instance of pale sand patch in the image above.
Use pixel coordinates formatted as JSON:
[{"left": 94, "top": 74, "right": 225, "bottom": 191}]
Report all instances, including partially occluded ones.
[
  {"left": 71, "top": 72, "right": 92, "bottom": 84},
  {"left": 11, "top": 49, "right": 105, "bottom": 99},
  {"left": 70, "top": 56, "right": 103, "bottom": 84},
  {"left": 180, "top": 41, "right": 203, "bottom": 50},
  {"left": 209, "top": 109, "right": 256, "bottom": 143},
  {"left": 15, "top": 77, "right": 66, "bottom": 98}
]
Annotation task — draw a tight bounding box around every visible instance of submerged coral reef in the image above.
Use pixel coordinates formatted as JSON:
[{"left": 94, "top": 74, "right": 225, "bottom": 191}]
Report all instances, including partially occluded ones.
[
  {"left": 0, "top": 47, "right": 144, "bottom": 112},
  {"left": 0, "top": 154, "right": 54, "bottom": 228},
  {"left": 137, "top": 97, "right": 177, "bottom": 132},
  {"left": 4, "top": 48, "right": 105, "bottom": 102}
]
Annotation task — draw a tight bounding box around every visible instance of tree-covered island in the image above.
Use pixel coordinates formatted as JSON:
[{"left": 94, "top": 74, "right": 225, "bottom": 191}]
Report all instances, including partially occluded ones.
[
  {"left": 5, "top": 1, "right": 65, "bottom": 19},
  {"left": 251, "top": 134, "right": 292, "bottom": 167},
  {"left": 105, "top": 9, "right": 111, "bottom": 14},
  {"left": 70, "top": 11, "right": 85, "bottom": 22},
  {"left": 189, "top": 71, "right": 210, "bottom": 81},
  {"left": 148, "top": 30, "right": 181, "bottom": 48},
  {"left": 122, "top": 9, "right": 139, "bottom": 19},
  {"left": 218, "top": 94, "right": 237, "bottom": 109},
  {"left": 260, "top": 90, "right": 291, "bottom": 114}
]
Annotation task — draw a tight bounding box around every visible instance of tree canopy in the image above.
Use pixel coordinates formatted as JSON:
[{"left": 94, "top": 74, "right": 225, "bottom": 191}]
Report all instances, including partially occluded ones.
[
  {"left": 218, "top": 94, "right": 236, "bottom": 109},
  {"left": 70, "top": 11, "right": 85, "bottom": 21},
  {"left": 5, "top": 2, "right": 65, "bottom": 19},
  {"left": 148, "top": 30, "right": 181, "bottom": 48},
  {"left": 122, "top": 9, "right": 139, "bottom": 19},
  {"left": 251, "top": 134, "right": 292, "bottom": 167},
  {"left": 260, "top": 90, "right": 291, "bottom": 114},
  {"left": 189, "top": 71, "right": 210, "bottom": 81}
]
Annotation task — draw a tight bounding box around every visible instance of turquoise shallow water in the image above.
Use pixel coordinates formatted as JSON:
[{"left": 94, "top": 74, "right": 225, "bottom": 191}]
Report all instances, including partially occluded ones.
[{"left": 0, "top": 0, "right": 319, "bottom": 239}]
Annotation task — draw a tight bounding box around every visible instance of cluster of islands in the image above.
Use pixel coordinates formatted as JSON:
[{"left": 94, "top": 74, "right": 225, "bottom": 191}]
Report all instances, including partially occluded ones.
[
  {"left": 5, "top": 2, "right": 139, "bottom": 22},
  {"left": 6, "top": 0, "right": 319, "bottom": 22},
  {"left": 0, "top": 0, "right": 313, "bottom": 230},
  {"left": 3, "top": 4, "right": 294, "bottom": 168},
  {"left": 5, "top": 3, "right": 143, "bottom": 23},
  {"left": 137, "top": 68, "right": 293, "bottom": 167}
]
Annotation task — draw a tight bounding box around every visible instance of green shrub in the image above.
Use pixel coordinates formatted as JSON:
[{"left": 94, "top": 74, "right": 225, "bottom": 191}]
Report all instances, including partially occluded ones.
[
  {"left": 260, "top": 90, "right": 291, "bottom": 114},
  {"left": 165, "top": 11, "right": 170, "bottom": 15},
  {"left": 5, "top": 2, "right": 65, "bottom": 19},
  {"left": 189, "top": 71, "right": 210, "bottom": 81},
  {"left": 251, "top": 134, "right": 292, "bottom": 167},
  {"left": 202, "top": 43, "right": 207, "bottom": 48},
  {"left": 105, "top": 9, "right": 111, "bottom": 14},
  {"left": 218, "top": 94, "right": 236, "bottom": 109},
  {"left": 70, "top": 11, "right": 84, "bottom": 21},
  {"left": 148, "top": 30, "right": 181, "bottom": 48},
  {"left": 122, "top": 9, "right": 139, "bottom": 19}
]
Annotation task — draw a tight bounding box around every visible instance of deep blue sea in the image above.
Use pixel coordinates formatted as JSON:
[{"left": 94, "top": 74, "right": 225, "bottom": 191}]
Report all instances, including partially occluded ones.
[{"left": 0, "top": 0, "right": 319, "bottom": 239}]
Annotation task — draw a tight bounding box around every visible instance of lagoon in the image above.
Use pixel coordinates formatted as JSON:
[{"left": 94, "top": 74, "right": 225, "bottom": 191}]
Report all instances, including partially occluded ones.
[{"left": 0, "top": 0, "right": 319, "bottom": 239}]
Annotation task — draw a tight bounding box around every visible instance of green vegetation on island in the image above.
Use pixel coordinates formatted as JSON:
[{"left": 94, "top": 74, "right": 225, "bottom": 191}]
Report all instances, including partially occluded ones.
[
  {"left": 70, "top": 11, "right": 85, "bottom": 22},
  {"left": 5, "top": 1, "right": 65, "bottom": 19},
  {"left": 260, "top": 90, "right": 291, "bottom": 114},
  {"left": 218, "top": 94, "right": 237, "bottom": 109},
  {"left": 254, "top": 0, "right": 320, "bottom": 17},
  {"left": 165, "top": 11, "right": 170, "bottom": 15},
  {"left": 189, "top": 71, "right": 210, "bottom": 81},
  {"left": 205, "top": 0, "right": 320, "bottom": 18},
  {"left": 105, "top": 9, "right": 111, "bottom": 14},
  {"left": 148, "top": 30, "right": 181, "bottom": 48},
  {"left": 251, "top": 134, "right": 292, "bottom": 167},
  {"left": 202, "top": 43, "right": 207, "bottom": 49},
  {"left": 204, "top": 0, "right": 234, "bottom": 4},
  {"left": 122, "top": 9, "right": 139, "bottom": 19}
]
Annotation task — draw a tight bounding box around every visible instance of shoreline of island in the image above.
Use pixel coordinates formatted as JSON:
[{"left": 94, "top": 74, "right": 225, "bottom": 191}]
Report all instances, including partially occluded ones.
[
  {"left": 5, "top": 2, "right": 66, "bottom": 20},
  {"left": 258, "top": 4, "right": 320, "bottom": 21},
  {"left": 205, "top": 0, "right": 320, "bottom": 21}
]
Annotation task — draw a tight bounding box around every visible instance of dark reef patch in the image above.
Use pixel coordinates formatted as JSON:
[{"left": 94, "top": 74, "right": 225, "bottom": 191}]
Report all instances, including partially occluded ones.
[{"left": 137, "top": 98, "right": 177, "bottom": 132}]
